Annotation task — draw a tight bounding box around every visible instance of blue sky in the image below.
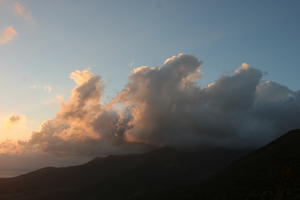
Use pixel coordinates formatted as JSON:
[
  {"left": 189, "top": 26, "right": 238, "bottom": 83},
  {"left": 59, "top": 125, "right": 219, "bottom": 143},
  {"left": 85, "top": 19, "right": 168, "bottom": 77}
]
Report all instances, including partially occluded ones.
[{"left": 0, "top": 0, "right": 299, "bottom": 140}]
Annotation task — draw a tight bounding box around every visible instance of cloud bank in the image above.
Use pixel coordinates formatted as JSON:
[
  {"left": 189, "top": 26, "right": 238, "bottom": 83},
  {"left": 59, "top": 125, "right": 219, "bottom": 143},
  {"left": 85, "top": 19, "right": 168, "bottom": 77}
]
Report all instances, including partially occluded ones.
[{"left": 3, "top": 54, "right": 300, "bottom": 156}]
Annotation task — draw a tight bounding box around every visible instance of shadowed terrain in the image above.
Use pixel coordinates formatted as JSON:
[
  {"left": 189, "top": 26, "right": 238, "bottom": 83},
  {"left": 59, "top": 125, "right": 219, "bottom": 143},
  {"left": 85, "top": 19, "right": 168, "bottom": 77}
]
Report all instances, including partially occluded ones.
[
  {"left": 0, "top": 130, "right": 299, "bottom": 200},
  {"left": 179, "top": 129, "right": 300, "bottom": 200},
  {"left": 0, "top": 146, "right": 247, "bottom": 200}
]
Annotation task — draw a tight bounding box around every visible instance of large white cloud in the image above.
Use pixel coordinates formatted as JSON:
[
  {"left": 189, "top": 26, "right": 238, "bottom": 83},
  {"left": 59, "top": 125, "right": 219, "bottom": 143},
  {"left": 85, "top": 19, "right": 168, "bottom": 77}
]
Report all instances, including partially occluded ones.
[{"left": 3, "top": 54, "right": 299, "bottom": 156}]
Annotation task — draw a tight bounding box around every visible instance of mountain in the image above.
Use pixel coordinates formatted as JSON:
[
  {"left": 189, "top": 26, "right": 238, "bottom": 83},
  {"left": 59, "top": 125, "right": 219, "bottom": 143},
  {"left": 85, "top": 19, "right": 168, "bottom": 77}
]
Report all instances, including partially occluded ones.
[
  {"left": 192, "top": 129, "right": 300, "bottom": 200},
  {"left": 0, "top": 129, "right": 299, "bottom": 200},
  {"left": 0, "top": 146, "right": 247, "bottom": 200}
]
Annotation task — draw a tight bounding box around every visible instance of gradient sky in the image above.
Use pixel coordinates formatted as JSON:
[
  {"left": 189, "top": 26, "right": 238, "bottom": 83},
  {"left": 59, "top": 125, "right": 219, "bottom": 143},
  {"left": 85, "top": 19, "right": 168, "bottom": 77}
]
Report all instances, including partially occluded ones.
[{"left": 0, "top": 0, "right": 299, "bottom": 141}]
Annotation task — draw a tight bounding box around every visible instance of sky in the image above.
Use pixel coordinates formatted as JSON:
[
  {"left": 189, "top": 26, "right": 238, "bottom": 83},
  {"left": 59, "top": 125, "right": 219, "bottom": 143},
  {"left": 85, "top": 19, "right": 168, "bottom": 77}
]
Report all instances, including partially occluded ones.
[{"left": 0, "top": 0, "right": 299, "bottom": 176}]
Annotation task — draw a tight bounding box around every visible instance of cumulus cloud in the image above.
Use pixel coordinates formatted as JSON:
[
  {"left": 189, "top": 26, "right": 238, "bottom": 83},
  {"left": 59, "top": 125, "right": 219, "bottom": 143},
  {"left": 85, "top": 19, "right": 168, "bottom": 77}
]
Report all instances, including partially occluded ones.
[
  {"left": 28, "top": 70, "right": 149, "bottom": 155},
  {"left": 3, "top": 53, "right": 300, "bottom": 156},
  {"left": 0, "top": 26, "right": 17, "bottom": 45},
  {"left": 14, "top": 2, "right": 32, "bottom": 21}
]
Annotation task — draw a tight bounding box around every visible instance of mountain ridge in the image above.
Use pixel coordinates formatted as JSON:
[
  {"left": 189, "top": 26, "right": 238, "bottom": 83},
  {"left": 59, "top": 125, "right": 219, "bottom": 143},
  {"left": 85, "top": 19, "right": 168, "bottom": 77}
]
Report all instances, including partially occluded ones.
[
  {"left": 194, "top": 129, "right": 300, "bottom": 200},
  {"left": 0, "top": 146, "right": 248, "bottom": 200},
  {"left": 0, "top": 129, "right": 299, "bottom": 199}
]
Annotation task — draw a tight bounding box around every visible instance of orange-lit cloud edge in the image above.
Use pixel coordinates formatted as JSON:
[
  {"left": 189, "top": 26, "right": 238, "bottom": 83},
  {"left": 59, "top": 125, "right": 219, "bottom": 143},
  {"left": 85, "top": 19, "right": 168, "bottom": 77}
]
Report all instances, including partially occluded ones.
[
  {"left": 0, "top": 26, "right": 17, "bottom": 45},
  {"left": 0, "top": 53, "right": 299, "bottom": 156},
  {"left": 14, "top": 2, "right": 32, "bottom": 21},
  {"left": 0, "top": 1, "right": 33, "bottom": 45}
]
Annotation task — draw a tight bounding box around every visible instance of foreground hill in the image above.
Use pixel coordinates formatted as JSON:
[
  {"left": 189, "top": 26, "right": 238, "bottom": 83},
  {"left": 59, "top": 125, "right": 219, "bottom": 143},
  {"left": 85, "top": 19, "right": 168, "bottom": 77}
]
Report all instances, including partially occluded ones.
[
  {"left": 0, "top": 146, "right": 246, "bottom": 200},
  {"left": 191, "top": 129, "right": 300, "bottom": 200}
]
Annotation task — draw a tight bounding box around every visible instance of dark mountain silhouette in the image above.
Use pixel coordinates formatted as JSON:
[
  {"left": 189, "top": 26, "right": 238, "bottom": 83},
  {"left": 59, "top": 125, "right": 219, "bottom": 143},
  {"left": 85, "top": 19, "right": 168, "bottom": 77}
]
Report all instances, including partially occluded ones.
[
  {"left": 188, "top": 129, "right": 300, "bottom": 200},
  {"left": 0, "top": 146, "right": 247, "bottom": 200},
  {"left": 0, "top": 129, "right": 299, "bottom": 200}
]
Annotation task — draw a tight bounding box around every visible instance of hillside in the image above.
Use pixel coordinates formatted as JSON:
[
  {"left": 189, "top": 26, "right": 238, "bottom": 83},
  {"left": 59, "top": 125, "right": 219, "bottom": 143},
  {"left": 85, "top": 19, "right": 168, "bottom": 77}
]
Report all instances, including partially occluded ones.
[
  {"left": 0, "top": 146, "right": 246, "bottom": 200},
  {"left": 193, "top": 129, "right": 300, "bottom": 200},
  {"left": 0, "top": 129, "right": 299, "bottom": 200}
]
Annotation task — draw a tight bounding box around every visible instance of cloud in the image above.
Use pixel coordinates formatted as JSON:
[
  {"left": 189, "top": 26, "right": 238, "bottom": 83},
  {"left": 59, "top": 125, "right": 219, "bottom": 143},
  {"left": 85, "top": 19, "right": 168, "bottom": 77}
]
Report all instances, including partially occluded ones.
[
  {"left": 45, "top": 94, "right": 65, "bottom": 106},
  {"left": 28, "top": 70, "right": 151, "bottom": 155},
  {"left": 0, "top": 140, "right": 26, "bottom": 154},
  {"left": 2, "top": 114, "right": 27, "bottom": 132},
  {"left": 1, "top": 114, "right": 31, "bottom": 142},
  {"left": 2, "top": 54, "right": 300, "bottom": 156},
  {"left": 43, "top": 86, "right": 53, "bottom": 92},
  {"left": 9, "top": 115, "right": 21, "bottom": 123},
  {"left": 14, "top": 2, "right": 32, "bottom": 21},
  {"left": 0, "top": 26, "right": 17, "bottom": 45},
  {"left": 30, "top": 85, "right": 53, "bottom": 93},
  {"left": 4, "top": 114, "right": 26, "bottom": 128}
]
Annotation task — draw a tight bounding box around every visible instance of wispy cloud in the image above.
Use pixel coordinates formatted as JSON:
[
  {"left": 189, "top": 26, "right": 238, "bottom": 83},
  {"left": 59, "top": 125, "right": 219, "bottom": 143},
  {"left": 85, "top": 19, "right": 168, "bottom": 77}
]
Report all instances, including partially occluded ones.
[
  {"left": 44, "top": 94, "right": 65, "bottom": 105},
  {"left": 14, "top": 2, "right": 32, "bottom": 21},
  {"left": 30, "top": 85, "right": 53, "bottom": 93},
  {"left": 0, "top": 26, "right": 17, "bottom": 45},
  {"left": 43, "top": 85, "right": 53, "bottom": 93}
]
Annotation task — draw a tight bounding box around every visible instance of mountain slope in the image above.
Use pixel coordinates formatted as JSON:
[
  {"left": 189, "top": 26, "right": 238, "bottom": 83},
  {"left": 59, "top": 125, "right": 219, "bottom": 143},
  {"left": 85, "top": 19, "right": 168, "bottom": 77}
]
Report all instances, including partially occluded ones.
[
  {"left": 0, "top": 146, "right": 247, "bottom": 200},
  {"left": 1, "top": 129, "right": 299, "bottom": 200},
  {"left": 194, "top": 129, "right": 300, "bottom": 200}
]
